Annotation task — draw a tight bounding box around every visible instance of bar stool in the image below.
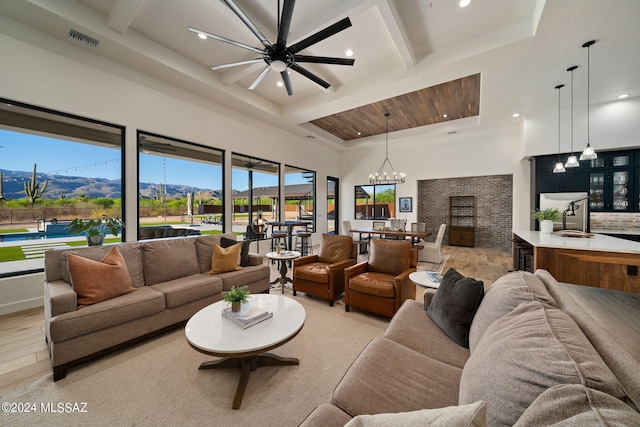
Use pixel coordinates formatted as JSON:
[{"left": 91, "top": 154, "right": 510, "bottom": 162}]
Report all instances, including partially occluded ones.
[
  {"left": 270, "top": 231, "right": 288, "bottom": 264},
  {"left": 294, "top": 231, "right": 313, "bottom": 257}
]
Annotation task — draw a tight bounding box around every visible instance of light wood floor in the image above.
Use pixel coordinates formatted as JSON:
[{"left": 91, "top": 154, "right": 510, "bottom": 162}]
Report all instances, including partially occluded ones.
[{"left": 0, "top": 245, "right": 512, "bottom": 392}]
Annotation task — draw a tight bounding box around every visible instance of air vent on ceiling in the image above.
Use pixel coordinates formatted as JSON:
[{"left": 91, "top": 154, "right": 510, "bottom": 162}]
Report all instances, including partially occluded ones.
[{"left": 66, "top": 29, "right": 99, "bottom": 48}]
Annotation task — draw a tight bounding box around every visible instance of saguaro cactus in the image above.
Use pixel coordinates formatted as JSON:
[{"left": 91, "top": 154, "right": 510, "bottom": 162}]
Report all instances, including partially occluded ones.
[
  {"left": 0, "top": 171, "right": 5, "bottom": 201},
  {"left": 24, "top": 163, "right": 48, "bottom": 206}
]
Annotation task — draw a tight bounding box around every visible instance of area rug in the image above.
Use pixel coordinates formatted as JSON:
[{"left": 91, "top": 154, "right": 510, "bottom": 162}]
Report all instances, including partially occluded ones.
[{"left": 1, "top": 295, "right": 388, "bottom": 426}]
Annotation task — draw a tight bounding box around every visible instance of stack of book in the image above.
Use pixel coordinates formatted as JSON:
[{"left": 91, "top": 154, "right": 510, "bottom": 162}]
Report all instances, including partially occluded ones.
[
  {"left": 222, "top": 305, "right": 273, "bottom": 329},
  {"left": 425, "top": 272, "right": 443, "bottom": 283}
]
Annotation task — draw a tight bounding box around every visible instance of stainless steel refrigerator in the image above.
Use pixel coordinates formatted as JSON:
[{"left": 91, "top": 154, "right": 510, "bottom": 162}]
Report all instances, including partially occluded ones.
[{"left": 539, "top": 192, "right": 589, "bottom": 232}]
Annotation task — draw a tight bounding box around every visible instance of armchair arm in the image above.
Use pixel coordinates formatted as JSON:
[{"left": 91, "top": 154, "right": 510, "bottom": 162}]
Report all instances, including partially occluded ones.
[
  {"left": 423, "top": 289, "right": 437, "bottom": 310},
  {"left": 327, "top": 258, "right": 357, "bottom": 272},
  {"left": 294, "top": 254, "right": 319, "bottom": 268},
  {"left": 45, "top": 280, "right": 77, "bottom": 318},
  {"left": 394, "top": 267, "right": 417, "bottom": 312},
  {"left": 344, "top": 261, "right": 368, "bottom": 281}
]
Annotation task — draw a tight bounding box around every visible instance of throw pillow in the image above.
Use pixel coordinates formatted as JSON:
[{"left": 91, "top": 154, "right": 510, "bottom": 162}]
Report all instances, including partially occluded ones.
[
  {"left": 220, "top": 236, "right": 251, "bottom": 266},
  {"left": 344, "top": 401, "right": 487, "bottom": 427},
  {"left": 428, "top": 268, "right": 484, "bottom": 348},
  {"left": 67, "top": 246, "right": 136, "bottom": 307},
  {"left": 209, "top": 242, "right": 243, "bottom": 275}
]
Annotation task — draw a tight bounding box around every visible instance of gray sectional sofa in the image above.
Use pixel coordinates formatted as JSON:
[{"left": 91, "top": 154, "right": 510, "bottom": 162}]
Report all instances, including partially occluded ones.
[
  {"left": 44, "top": 233, "right": 270, "bottom": 381},
  {"left": 301, "top": 270, "right": 640, "bottom": 426}
]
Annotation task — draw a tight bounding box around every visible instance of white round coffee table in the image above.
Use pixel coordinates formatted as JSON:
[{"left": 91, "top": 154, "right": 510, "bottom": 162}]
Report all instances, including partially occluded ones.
[
  {"left": 409, "top": 271, "right": 442, "bottom": 289},
  {"left": 265, "top": 250, "right": 301, "bottom": 293},
  {"left": 185, "top": 294, "right": 306, "bottom": 409}
]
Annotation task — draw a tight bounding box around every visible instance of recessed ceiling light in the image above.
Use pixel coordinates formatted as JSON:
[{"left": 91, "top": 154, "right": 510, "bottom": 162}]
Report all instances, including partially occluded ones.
[
  {"left": 459, "top": 0, "right": 471, "bottom": 8},
  {"left": 277, "top": 81, "right": 283, "bottom": 87},
  {"left": 442, "top": 114, "right": 448, "bottom": 118},
  {"left": 512, "top": 113, "right": 520, "bottom": 118},
  {"left": 617, "top": 94, "right": 629, "bottom": 99},
  {"left": 345, "top": 49, "right": 354, "bottom": 57},
  {"left": 357, "top": 132, "right": 362, "bottom": 136},
  {"left": 197, "top": 33, "right": 207, "bottom": 40}
]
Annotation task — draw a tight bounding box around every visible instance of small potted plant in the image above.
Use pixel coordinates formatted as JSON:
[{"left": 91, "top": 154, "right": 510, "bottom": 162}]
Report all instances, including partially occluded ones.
[
  {"left": 222, "top": 285, "right": 250, "bottom": 312},
  {"left": 531, "top": 208, "right": 560, "bottom": 234},
  {"left": 65, "top": 215, "right": 125, "bottom": 246}
]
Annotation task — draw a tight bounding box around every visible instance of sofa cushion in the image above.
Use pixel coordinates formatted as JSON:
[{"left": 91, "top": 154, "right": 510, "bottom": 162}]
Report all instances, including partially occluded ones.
[
  {"left": 514, "top": 384, "right": 640, "bottom": 426},
  {"left": 150, "top": 274, "right": 223, "bottom": 309},
  {"left": 318, "top": 234, "right": 353, "bottom": 264},
  {"left": 60, "top": 243, "right": 145, "bottom": 287},
  {"left": 220, "top": 236, "right": 251, "bottom": 266},
  {"left": 195, "top": 233, "right": 236, "bottom": 273},
  {"left": 142, "top": 238, "right": 200, "bottom": 285},
  {"left": 427, "top": 268, "right": 484, "bottom": 348},
  {"left": 345, "top": 401, "right": 487, "bottom": 427},
  {"left": 367, "top": 239, "right": 411, "bottom": 275},
  {"left": 48, "top": 286, "right": 165, "bottom": 342},
  {"left": 384, "top": 300, "right": 470, "bottom": 369},
  {"left": 349, "top": 272, "right": 396, "bottom": 298},
  {"left": 469, "top": 270, "right": 555, "bottom": 351},
  {"left": 68, "top": 247, "right": 136, "bottom": 307},
  {"left": 459, "top": 300, "right": 626, "bottom": 427},
  {"left": 332, "top": 337, "right": 463, "bottom": 416},
  {"left": 209, "top": 242, "right": 243, "bottom": 274}
]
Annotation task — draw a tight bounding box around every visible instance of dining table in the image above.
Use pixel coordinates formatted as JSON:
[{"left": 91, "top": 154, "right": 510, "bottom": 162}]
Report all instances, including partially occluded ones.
[
  {"left": 269, "top": 220, "right": 313, "bottom": 250},
  {"left": 349, "top": 227, "right": 431, "bottom": 253}
]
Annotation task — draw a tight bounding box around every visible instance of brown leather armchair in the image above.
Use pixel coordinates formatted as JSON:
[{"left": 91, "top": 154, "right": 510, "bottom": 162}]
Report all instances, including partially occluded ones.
[
  {"left": 293, "top": 234, "right": 357, "bottom": 306},
  {"left": 344, "top": 238, "right": 417, "bottom": 318}
]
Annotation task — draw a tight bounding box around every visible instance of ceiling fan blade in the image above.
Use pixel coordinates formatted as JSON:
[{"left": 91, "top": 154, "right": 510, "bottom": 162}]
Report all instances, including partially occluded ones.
[
  {"left": 281, "top": 71, "right": 293, "bottom": 96},
  {"left": 294, "top": 55, "right": 355, "bottom": 66},
  {"left": 188, "top": 27, "right": 263, "bottom": 54},
  {"left": 248, "top": 66, "right": 271, "bottom": 90},
  {"left": 290, "top": 63, "right": 330, "bottom": 89},
  {"left": 211, "top": 59, "right": 264, "bottom": 71},
  {"left": 288, "top": 17, "right": 352, "bottom": 54},
  {"left": 277, "top": 0, "right": 296, "bottom": 48},
  {"left": 222, "top": 0, "right": 272, "bottom": 49}
]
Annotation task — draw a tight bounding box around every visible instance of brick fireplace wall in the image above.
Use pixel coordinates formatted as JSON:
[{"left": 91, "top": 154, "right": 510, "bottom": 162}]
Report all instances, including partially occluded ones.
[{"left": 417, "top": 174, "right": 513, "bottom": 251}]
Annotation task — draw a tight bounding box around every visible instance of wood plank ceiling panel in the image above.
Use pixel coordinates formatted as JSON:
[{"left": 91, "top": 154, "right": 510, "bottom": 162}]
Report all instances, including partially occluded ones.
[{"left": 310, "top": 74, "right": 480, "bottom": 141}]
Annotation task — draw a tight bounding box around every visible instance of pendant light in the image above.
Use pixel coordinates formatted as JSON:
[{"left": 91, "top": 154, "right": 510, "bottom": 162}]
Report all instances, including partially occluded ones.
[
  {"left": 565, "top": 65, "right": 580, "bottom": 168},
  {"left": 553, "top": 84, "right": 566, "bottom": 173},
  {"left": 369, "top": 113, "right": 406, "bottom": 184},
  {"left": 579, "top": 40, "right": 597, "bottom": 160}
]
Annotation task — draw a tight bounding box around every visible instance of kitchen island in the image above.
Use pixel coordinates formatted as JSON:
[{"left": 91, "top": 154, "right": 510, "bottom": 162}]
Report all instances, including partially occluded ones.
[{"left": 512, "top": 230, "right": 640, "bottom": 293}]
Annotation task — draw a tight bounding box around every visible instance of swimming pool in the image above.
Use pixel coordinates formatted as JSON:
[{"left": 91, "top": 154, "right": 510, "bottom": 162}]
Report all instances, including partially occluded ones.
[{"left": 0, "top": 232, "right": 83, "bottom": 242}]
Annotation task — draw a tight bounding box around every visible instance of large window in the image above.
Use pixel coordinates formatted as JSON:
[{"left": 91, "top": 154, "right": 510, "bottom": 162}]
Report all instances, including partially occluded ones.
[
  {"left": 138, "top": 131, "right": 223, "bottom": 233},
  {"left": 354, "top": 184, "right": 396, "bottom": 220},
  {"left": 0, "top": 98, "right": 124, "bottom": 275},
  {"left": 285, "top": 165, "right": 315, "bottom": 231},
  {"left": 231, "top": 153, "right": 279, "bottom": 235}
]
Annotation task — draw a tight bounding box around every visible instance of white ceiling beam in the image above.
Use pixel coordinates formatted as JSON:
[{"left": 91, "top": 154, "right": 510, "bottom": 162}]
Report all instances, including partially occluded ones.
[
  {"left": 108, "top": 0, "right": 146, "bottom": 34},
  {"left": 375, "top": 0, "right": 415, "bottom": 67}
]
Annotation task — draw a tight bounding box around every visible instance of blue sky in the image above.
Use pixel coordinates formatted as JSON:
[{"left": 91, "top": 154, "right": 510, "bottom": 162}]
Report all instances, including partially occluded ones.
[{"left": 1, "top": 129, "right": 306, "bottom": 190}]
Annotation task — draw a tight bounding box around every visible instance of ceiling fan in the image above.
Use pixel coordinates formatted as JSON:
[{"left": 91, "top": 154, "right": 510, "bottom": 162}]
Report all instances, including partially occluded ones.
[{"left": 188, "top": 0, "right": 355, "bottom": 96}]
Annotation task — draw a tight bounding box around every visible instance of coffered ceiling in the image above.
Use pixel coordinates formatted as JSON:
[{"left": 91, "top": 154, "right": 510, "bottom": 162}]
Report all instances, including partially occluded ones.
[{"left": 1, "top": 1, "right": 639, "bottom": 150}]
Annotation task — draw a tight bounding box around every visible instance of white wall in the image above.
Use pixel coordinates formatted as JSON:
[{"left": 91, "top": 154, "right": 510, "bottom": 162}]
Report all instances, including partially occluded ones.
[{"left": 340, "top": 125, "right": 532, "bottom": 231}]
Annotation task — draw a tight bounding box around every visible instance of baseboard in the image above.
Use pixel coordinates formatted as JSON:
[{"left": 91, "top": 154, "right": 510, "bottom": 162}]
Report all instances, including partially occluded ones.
[{"left": 0, "top": 272, "right": 45, "bottom": 315}]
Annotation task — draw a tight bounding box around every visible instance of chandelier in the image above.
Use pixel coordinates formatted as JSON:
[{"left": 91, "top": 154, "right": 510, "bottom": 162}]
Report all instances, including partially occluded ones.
[{"left": 369, "top": 113, "right": 405, "bottom": 185}]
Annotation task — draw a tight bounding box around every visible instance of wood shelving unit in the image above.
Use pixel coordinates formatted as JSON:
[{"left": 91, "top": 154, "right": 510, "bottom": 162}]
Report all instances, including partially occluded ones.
[{"left": 449, "top": 195, "right": 476, "bottom": 247}]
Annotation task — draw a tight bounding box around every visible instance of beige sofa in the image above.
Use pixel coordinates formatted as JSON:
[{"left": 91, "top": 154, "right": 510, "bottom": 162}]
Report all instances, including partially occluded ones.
[
  {"left": 44, "top": 233, "right": 270, "bottom": 381},
  {"left": 301, "top": 270, "right": 640, "bottom": 426}
]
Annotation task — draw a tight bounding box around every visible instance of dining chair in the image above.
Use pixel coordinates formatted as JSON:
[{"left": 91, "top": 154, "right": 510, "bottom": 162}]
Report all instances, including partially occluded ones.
[
  {"left": 420, "top": 224, "right": 446, "bottom": 263},
  {"left": 343, "top": 220, "right": 369, "bottom": 254},
  {"left": 410, "top": 222, "right": 427, "bottom": 245}
]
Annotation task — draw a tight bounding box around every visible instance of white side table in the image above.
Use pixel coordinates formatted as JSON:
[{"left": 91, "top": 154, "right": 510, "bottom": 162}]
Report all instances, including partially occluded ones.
[
  {"left": 265, "top": 250, "right": 301, "bottom": 293},
  {"left": 409, "top": 271, "right": 442, "bottom": 289}
]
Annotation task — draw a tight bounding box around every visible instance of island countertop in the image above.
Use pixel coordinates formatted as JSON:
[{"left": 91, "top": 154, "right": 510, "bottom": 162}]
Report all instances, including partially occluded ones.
[{"left": 512, "top": 230, "right": 640, "bottom": 255}]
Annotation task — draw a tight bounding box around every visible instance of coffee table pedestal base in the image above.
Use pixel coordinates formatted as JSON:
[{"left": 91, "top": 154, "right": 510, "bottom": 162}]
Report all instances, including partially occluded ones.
[{"left": 199, "top": 353, "right": 299, "bottom": 409}]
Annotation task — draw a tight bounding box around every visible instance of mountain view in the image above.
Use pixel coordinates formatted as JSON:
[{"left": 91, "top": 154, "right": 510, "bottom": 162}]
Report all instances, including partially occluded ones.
[{"left": 0, "top": 169, "right": 220, "bottom": 200}]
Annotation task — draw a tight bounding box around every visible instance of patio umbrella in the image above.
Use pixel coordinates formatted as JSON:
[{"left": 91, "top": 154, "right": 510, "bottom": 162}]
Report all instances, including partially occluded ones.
[{"left": 187, "top": 192, "right": 193, "bottom": 218}]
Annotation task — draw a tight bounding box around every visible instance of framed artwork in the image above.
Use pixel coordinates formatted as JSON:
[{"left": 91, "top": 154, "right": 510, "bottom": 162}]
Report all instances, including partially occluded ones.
[{"left": 399, "top": 197, "right": 412, "bottom": 213}]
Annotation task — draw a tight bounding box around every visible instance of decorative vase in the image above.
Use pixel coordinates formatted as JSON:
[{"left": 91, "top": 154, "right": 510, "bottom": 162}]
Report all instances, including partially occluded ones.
[
  {"left": 540, "top": 220, "right": 553, "bottom": 234},
  {"left": 87, "top": 235, "right": 105, "bottom": 246},
  {"left": 231, "top": 301, "right": 241, "bottom": 312}
]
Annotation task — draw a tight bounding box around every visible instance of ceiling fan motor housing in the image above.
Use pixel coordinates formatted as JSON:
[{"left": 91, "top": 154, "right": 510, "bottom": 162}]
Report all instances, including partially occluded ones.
[{"left": 265, "top": 47, "right": 294, "bottom": 71}]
